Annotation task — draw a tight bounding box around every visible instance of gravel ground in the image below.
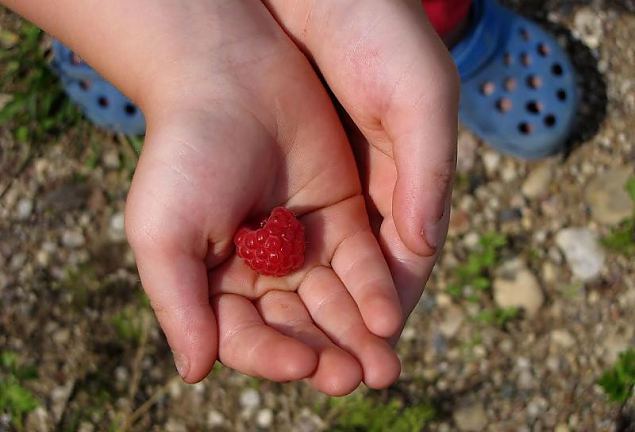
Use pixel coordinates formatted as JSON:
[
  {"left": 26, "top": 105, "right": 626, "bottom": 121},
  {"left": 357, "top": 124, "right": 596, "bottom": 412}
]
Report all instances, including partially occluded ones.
[{"left": 1, "top": 2, "right": 634, "bottom": 432}]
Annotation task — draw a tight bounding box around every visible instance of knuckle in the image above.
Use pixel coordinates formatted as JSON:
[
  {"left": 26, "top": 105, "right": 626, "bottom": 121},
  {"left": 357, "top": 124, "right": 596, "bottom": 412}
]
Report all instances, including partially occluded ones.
[
  {"left": 124, "top": 206, "right": 173, "bottom": 253},
  {"left": 428, "top": 61, "right": 460, "bottom": 103}
]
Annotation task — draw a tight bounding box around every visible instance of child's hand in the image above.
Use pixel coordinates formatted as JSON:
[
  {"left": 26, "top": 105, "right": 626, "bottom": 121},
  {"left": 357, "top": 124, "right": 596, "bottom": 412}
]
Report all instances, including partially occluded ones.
[
  {"left": 263, "top": 0, "right": 459, "bottom": 333},
  {"left": 123, "top": 2, "right": 401, "bottom": 395}
]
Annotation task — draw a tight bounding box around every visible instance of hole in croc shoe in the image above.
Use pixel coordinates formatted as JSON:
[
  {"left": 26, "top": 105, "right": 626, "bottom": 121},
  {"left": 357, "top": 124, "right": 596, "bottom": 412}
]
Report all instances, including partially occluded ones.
[
  {"left": 124, "top": 104, "right": 137, "bottom": 116},
  {"left": 526, "top": 75, "right": 543, "bottom": 89},
  {"left": 520, "top": 28, "right": 530, "bottom": 41},
  {"left": 520, "top": 53, "right": 532, "bottom": 66},
  {"left": 97, "top": 96, "right": 109, "bottom": 108},
  {"left": 518, "top": 122, "right": 533, "bottom": 134},
  {"left": 79, "top": 80, "right": 91, "bottom": 91},
  {"left": 544, "top": 114, "right": 557, "bottom": 127},
  {"left": 503, "top": 52, "right": 513, "bottom": 66},
  {"left": 557, "top": 89, "right": 567, "bottom": 101},
  {"left": 537, "top": 43, "right": 550, "bottom": 57},
  {"left": 551, "top": 63, "right": 564, "bottom": 76},
  {"left": 496, "top": 98, "right": 513, "bottom": 113},
  {"left": 480, "top": 82, "right": 496, "bottom": 96},
  {"left": 526, "top": 101, "right": 543, "bottom": 114},
  {"left": 504, "top": 77, "right": 517, "bottom": 92}
]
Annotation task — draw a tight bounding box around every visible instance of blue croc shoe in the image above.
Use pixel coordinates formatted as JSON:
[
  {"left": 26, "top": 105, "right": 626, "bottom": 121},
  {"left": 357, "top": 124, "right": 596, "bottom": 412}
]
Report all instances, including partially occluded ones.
[
  {"left": 51, "top": 40, "right": 146, "bottom": 136},
  {"left": 452, "top": 0, "right": 578, "bottom": 159}
]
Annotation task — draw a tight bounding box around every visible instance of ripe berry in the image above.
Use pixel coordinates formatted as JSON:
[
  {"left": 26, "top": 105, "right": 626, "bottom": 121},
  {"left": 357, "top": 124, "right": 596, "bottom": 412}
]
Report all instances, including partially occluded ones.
[{"left": 234, "top": 207, "right": 305, "bottom": 277}]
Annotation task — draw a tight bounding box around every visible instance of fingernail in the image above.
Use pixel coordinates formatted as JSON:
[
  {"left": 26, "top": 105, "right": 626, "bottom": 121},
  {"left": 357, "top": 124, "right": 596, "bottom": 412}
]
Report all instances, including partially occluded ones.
[
  {"left": 421, "top": 205, "right": 447, "bottom": 250},
  {"left": 422, "top": 219, "right": 440, "bottom": 250},
  {"left": 172, "top": 351, "right": 189, "bottom": 379}
]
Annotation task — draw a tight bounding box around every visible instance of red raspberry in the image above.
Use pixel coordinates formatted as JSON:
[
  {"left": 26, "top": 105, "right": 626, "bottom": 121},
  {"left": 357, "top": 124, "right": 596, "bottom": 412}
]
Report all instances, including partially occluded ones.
[{"left": 234, "top": 207, "right": 305, "bottom": 277}]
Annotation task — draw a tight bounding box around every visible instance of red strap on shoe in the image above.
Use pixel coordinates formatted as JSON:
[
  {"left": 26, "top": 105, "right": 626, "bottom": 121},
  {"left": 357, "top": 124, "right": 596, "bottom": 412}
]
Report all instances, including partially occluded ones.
[{"left": 422, "top": 0, "right": 472, "bottom": 37}]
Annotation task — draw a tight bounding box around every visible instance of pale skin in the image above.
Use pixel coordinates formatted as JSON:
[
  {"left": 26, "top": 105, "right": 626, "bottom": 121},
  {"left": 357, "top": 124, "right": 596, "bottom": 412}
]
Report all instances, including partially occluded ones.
[{"left": 3, "top": 0, "right": 458, "bottom": 395}]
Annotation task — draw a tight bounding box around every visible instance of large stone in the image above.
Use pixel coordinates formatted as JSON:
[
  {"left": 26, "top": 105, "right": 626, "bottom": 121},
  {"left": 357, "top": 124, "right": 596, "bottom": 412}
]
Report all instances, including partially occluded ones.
[
  {"left": 494, "top": 262, "right": 544, "bottom": 317},
  {"left": 555, "top": 228, "right": 605, "bottom": 281},
  {"left": 584, "top": 168, "right": 634, "bottom": 225}
]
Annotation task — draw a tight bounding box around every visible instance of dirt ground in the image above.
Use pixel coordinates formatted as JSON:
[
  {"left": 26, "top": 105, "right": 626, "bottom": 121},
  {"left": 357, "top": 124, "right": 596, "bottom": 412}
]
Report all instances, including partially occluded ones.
[{"left": 0, "top": 1, "right": 634, "bottom": 431}]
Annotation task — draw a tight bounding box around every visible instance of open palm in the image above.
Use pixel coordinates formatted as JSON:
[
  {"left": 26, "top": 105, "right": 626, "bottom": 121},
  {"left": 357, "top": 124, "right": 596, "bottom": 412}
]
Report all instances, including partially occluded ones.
[
  {"left": 263, "top": 0, "right": 459, "bottom": 334},
  {"left": 125, "top": 1, "right": 401, "bottom": 396}
]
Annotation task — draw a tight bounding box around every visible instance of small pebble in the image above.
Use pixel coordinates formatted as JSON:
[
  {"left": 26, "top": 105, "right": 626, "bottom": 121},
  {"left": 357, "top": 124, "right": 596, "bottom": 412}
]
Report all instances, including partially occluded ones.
[
  {"left": 494, "top": 264, "right": 544, "bottom": 317},
  {"left": 240, "top": 388, "right": 261, "bottom": 411},
  {"left": 62, "top": 230, "right": 86, "bottom": 248},
  {"left": 256, "top": 408, "right": 274, "bottom": 428},
  {"left": 439, "top": 305, "right": 464, "bottom": 338},
  {"left": 551, "top": 330, "right": 576, "bottom": 349},
  {"left": 522, "top": 162, "right": 554, "bottom": 198},
  {"left": 584, "top": 168, "right": 634, "bottom": 225},
  {"left": 482, "top": 152, "right": 501, "bottom": 177},
  {"left": 207, "top": 410, "right": 224, "bottom": 427},
  {"left": 109, "top": 212, "right": 126, "bottom": 242},
  {"left": 453, "top": 403, "right": 488, "bottom": 432},
  {"left": 555, "top": 228, "right": 605, "bottom": 281},
  {"left": 78, "top": 422, "right": 95, "bottom": 432},
  {"left": 102, "top": 149, "right": 121, "bottom": 170},
  {"left": 15, "top": 197, "right": 33, "bottom": 220}
]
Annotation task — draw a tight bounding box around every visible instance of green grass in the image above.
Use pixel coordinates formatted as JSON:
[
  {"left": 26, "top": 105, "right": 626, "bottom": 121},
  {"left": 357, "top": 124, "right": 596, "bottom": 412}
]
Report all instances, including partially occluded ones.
[
  {"left": 56, "top": 264, "right": 102, "bottom": 311},
  {"left": 0, "top": 351, "right": 39, "bottom": 431},
  {"left": 446, "top": 232, "right": 507, "bottom": 301},
  {"left": 602, "top": 176, "right": 635, "bottom": 257},
  {"left": 328, "top": 394, "right": 436, "bottom": 432},
  {"left": 475, "top": 307, "right": 520, "bottom": 328},
  {"left": 0, "top": 21, "right": 81, "bottom": 144},
  {"left": 446, "top": 233, "right": 524, "bottom": 329},
  {"left": 598, "top": 348, "right": 635, "bottom": 404},
  {"left": 111, "top": 305, "right": 146, "bottom": 344}
]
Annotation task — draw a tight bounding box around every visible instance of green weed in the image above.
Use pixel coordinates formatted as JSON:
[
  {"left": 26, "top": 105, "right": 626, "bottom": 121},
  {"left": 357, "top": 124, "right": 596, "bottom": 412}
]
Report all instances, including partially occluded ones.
[
  {"left": 0, "top": 351, "right": 39, "bottom": 431},
  {"left": 602, "top": 176, "right": 635, "bottom": 257},
  {"left": 0, "top": 21, "right": 81, "bottom": 144},
  {"left": 602, "top": 219, "right": 635, "bottom": 256},
  {"left": 475, "top": 307, "right": 520, "bottom": 328},
  {"left": 111, "top": 305, "right": 145, "bottom": 344},
  {"left": 446, "top": 232, "right": 507, "bottom": 300},
  {"left": 598, "top": 348, "right": 635, "bottom": 404},
  {"left": 328, "top": 394, "right": 436, "bottom": 432}
]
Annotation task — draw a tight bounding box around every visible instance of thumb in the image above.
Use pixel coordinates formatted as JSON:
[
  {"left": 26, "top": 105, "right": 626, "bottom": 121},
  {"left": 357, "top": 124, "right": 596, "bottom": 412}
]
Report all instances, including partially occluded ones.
[
  {"left": 125, "top": 180, "right": 218, "bottom": 383},
  {"left": 389, "top": 70, "right": 459, "bottom": 256}
]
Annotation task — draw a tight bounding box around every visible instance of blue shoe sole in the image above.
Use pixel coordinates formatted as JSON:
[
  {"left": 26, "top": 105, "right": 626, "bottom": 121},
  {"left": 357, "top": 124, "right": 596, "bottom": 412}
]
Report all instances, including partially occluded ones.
[
  {"left": 51, "top": 41, "right": 146, "bottom": 136},
  {"left": 451, "top": 0, "right": 578, "bottom": 159}
]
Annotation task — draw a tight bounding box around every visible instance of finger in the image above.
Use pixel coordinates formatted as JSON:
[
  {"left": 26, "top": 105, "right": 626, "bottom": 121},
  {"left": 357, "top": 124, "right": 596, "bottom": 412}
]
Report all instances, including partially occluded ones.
[
  {"left": 331, "top": 229, "right": 402, "bottom": 338},
  {"left": 298, "top": 267, "right": 401, "bottom": 389},
  {"left": 256, "top": 291, "right": 363, "bottom": 396},
  {"left": 379, "top": 11, "right": 459, "bottom": 257},
  {"left": 212, "top": 294, "right": 317, "bottom": 381},
  {"left": 210, "top": 197, "right": 402, "bottom": 339},
  {"left": 126, "top": 209, "right": 217, "bottom": 384},
  {"left": 389, "top": 71, "right": 458, "bottom": 257},
  {"left": 379, "top": 210, "right": 450, "bottom": 346}
]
